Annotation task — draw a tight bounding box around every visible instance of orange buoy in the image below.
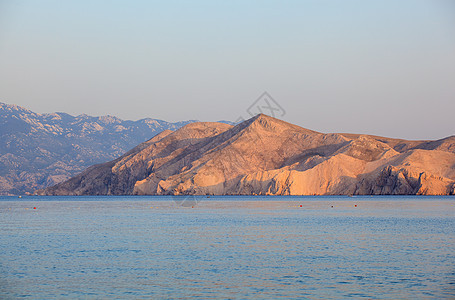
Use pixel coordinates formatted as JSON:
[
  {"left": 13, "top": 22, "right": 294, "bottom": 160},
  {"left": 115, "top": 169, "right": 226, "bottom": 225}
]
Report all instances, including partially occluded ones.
[
  {"left": 33, "top": 207, "right": 36, "bottom": 209},
  {"left": 299, "top": 205, "right": 302, "bottom": 207}
]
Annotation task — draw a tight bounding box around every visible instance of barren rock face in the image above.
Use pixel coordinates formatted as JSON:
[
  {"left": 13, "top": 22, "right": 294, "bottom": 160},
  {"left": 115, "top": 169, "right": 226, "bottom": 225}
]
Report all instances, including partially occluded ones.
[{"left": 40, "top": 114, "right": 455, "bottom": 196}]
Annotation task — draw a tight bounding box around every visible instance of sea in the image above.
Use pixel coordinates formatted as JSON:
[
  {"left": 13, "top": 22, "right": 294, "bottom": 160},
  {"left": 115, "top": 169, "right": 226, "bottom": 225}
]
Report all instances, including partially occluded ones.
[{"left": 1, "top": 195, "right": 454, "bottom": 299}]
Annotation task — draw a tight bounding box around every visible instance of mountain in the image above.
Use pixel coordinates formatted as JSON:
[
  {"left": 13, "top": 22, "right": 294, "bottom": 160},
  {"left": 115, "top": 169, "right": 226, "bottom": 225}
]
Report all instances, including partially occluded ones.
[
  {"left": 0, "top": 102, "right": 197, "bottom": 195},
  {"left": 39, "top": 114, "right": 455, "bottom": 196}
]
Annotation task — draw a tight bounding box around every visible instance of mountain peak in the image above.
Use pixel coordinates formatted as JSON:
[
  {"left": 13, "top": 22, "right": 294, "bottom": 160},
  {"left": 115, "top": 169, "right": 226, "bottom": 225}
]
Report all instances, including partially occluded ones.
[
  {"left": 240, "top": 113, "right": 319, "bottom": 135},
  {"left": 251, "top": 113, "right": 279, "bottom": 122},
  {"left": 0, "top": 102, "right": 33, "bottom": 114}
]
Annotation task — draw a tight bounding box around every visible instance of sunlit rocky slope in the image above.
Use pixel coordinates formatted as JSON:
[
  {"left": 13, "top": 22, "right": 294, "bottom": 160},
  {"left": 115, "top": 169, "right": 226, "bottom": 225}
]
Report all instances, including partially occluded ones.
[
  {"left": 0, "top": 102, "right": 196, "bottom": 195},
  {"left": 40, "top": 114, "right": 455, "bottom": 196}
]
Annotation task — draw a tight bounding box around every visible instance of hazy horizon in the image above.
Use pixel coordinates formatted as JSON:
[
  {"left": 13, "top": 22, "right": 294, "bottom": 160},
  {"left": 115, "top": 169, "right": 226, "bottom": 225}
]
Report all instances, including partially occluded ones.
[{"left": 0, "top": 0, "right": 454, "bottom": 140}]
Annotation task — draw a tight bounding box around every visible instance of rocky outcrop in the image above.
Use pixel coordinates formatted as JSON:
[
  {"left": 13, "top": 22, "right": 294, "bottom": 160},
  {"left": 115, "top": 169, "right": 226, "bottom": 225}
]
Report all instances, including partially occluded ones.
[
  {"left": 353, "top": 148, "right": 455, "bottom": 196},
  {"left": 40, "top": 114, "right": 455, "bottom": 196}
]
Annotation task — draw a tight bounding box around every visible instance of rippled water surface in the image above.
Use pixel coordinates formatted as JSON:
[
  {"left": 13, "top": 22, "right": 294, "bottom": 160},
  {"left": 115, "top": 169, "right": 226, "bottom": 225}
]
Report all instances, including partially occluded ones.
[{"left": 1, "top": 196, "right": 455, "bottom": 299}]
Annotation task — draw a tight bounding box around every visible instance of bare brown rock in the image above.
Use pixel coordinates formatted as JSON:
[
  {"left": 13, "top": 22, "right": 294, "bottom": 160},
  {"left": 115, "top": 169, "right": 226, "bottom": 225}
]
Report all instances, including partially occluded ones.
[{"left": 39, "top": 114, "right": 455, "bottom": 196}]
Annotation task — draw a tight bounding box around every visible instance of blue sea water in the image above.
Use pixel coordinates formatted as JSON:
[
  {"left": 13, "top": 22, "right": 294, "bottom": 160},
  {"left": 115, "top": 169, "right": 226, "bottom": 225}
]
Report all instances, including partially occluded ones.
[{"left": 0, "top": 195, "right": 454, "bottom": 299}]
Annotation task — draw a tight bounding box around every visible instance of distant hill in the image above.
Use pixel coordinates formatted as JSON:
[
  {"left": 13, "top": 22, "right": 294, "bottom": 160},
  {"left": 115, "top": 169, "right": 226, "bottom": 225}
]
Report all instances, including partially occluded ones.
[
  {"left": 0, "top": 102, "right": 197, "bottom": 195},
  {"left": 40, "top": 114, "right": 455, "bottom": 196}
]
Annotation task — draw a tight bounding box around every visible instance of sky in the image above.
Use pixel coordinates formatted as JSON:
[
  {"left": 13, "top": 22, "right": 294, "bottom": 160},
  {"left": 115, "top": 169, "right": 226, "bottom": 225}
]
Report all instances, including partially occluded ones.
[{"left": 0, "top": 0, "right": 454, "bottom": 140}]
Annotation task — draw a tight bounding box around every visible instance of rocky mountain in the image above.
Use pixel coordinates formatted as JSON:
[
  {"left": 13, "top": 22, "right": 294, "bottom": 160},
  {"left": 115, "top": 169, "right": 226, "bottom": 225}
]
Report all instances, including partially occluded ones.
[
  {"left": 0, "top": 102, "right": 197, "bottom": 195},
  {"left": 40, "top": 114, "right": 455, "bottom": 196}
]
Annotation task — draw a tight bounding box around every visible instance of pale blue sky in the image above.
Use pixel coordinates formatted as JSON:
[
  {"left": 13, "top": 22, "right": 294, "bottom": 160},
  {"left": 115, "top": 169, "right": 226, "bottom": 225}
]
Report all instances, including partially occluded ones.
[{"left": 0, "top": 0, "right": 454, "bottom": 139}]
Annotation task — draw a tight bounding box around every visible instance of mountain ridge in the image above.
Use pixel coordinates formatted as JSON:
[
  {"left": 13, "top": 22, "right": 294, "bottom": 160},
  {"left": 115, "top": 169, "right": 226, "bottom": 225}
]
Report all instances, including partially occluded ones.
[
  {"left": 0, "top": 102, "right": 200, "bottom": 195},
  {"left": 39, "top": 114, "right": 455, "bottom": 196}
]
